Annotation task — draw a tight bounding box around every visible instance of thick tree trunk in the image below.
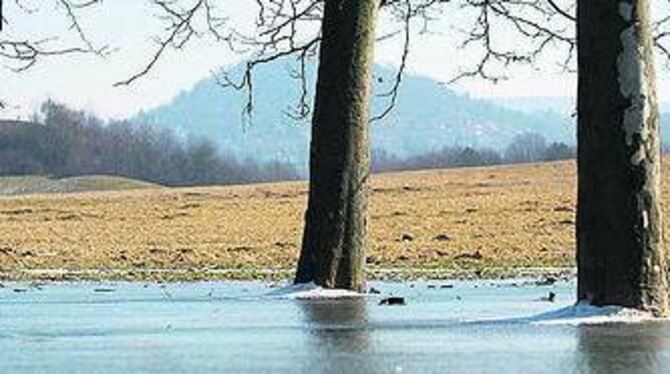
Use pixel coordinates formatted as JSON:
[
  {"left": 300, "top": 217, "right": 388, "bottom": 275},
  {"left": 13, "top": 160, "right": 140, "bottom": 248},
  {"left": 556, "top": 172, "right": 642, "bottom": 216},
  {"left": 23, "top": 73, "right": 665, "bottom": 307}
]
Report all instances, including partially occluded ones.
[
  {"left": 577, "top": 0, "right": 668, "bottom": 315},
  {"left": 294, "top": 0, "right": 379, "bottom": 291}
]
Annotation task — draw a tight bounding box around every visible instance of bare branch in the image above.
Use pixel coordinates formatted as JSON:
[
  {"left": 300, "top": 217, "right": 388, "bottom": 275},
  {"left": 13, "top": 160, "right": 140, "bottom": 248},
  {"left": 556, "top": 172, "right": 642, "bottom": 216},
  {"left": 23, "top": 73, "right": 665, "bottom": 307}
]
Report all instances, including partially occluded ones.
[
  {"left": 55, "top": 0, "right": 571, "bottom": 123},
  {"left": 448, "top": 0, "right": 575, "bottom": 84},
  {"left": 0, "top": 38, "right": 94, "bottom": 71},
  {"left": 546, "top": 0, "right": 575, "bottom": 22},
  {"left": 209, "top": 0, "right": 324, "bottom": 121},
  {"left": 371, "top": 0, "right": 413, "bottom": 123},
  {"left": 0, "top": 0, "right": 104, "bottom": 71},
  {"left": 115, "top": 0, "right": 217, "bottom": 86}
]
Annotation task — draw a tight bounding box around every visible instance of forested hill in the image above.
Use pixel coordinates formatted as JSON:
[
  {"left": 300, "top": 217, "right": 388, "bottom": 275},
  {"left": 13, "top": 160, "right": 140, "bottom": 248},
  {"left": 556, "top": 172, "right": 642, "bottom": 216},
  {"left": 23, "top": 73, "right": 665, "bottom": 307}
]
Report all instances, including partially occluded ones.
[{"left": 135, "top": 62, "right": 576, "bottom": 171}]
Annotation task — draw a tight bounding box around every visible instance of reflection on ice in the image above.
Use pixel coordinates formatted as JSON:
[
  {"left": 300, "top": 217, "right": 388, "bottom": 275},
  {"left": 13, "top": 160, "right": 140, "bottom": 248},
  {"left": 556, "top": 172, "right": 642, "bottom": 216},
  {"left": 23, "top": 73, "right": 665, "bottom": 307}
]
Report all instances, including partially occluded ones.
[
  {"left": 298, "top": 298, "right": 380, "bottom": 373},
  {"left": 578, "top": 321, "right": 669, "bottom": 372}
]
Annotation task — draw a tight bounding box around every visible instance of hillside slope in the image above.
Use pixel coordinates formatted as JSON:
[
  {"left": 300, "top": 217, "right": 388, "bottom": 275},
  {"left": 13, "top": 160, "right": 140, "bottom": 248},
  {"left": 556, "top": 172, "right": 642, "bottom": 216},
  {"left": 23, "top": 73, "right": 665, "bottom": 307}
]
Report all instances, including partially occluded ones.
[
  {"left": 0, "top": 175, "right": 161, "bottom": 196},
  {"left": 136, "top": 63, "right": 574, "bottom": 171}
]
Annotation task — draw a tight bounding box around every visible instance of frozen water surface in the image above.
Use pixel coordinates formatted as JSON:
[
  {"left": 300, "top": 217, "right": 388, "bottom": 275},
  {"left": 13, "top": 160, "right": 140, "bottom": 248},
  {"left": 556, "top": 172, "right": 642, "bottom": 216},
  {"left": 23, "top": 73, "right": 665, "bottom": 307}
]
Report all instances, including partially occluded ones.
[{"left": 1, "top": 279, "right": 669, "bottom": 373}]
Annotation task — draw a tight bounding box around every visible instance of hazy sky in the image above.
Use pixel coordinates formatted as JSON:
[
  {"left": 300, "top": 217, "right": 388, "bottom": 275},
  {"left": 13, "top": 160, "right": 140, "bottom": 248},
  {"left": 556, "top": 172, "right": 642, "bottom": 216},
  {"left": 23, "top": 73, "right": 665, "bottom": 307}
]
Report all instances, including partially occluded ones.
[{"left": 1, "top": 0, "right": 669, "bottom": 119}]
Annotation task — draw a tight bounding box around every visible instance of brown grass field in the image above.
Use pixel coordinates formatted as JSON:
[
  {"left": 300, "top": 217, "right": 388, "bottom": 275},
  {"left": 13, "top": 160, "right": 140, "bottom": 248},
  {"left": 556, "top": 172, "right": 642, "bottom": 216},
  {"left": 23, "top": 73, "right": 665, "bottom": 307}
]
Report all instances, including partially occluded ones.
[{"left": 0, "top": 159, "right": 632, "bottom": 281}]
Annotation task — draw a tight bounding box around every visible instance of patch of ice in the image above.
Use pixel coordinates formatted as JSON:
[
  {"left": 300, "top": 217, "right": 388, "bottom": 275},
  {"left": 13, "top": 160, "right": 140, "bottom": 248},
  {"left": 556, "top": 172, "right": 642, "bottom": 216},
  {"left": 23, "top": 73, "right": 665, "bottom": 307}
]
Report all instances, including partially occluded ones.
[
  {"left": 526, "top": 302, "right": 658, "bottom": 325},
  {"left": 265, "top": 282, "right": 363, "bottom": 299},
  {"left": 465, "top": 302, "right": 663, "bottom": 326}
]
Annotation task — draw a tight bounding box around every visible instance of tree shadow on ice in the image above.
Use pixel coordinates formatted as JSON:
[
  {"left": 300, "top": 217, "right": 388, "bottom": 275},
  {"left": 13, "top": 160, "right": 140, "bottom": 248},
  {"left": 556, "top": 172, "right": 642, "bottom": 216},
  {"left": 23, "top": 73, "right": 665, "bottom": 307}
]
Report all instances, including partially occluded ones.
[
  {"left": 297, "top": 298, "right": 383, "bottom": 373},
  {"left": 576, "top": 322, "right": 669, "bottom": 373}
]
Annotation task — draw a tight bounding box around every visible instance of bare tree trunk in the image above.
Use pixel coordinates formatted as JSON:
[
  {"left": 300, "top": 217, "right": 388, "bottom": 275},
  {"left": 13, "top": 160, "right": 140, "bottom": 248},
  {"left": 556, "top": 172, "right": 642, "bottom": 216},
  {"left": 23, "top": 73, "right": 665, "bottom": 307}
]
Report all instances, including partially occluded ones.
[
  {"left": 577, "top": 0, "right": 668, "bottom": 315},
  {"left": 294, "top": 0, "right": 379, "bottom": 291}
]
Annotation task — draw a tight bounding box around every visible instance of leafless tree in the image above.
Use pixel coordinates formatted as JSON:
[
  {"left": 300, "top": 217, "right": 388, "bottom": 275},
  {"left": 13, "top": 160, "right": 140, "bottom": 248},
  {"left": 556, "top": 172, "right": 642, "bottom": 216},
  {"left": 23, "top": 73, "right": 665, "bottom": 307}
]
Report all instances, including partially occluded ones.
[{"left": 577, "top": 0, "right": 669, "bottom": 315}]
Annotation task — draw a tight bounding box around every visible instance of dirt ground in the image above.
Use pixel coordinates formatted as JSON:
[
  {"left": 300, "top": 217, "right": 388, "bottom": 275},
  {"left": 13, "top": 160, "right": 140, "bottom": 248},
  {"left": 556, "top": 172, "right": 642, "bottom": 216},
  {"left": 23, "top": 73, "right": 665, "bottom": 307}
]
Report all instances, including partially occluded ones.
[{"left": 0, "top": 160, "right": 598, "bottom": 280}]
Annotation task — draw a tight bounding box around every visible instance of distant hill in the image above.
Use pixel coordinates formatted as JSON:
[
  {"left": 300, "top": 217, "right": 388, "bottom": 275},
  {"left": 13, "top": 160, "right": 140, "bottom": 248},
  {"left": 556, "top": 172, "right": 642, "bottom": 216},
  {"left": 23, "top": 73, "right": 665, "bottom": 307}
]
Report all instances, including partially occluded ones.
[
  {"left": 0, "top": 175, "right": 161, "bottom": 196},
  {"left": 497, "top": 96, "right": 670, "bottom": 141},
  {"left": 136, "top": 63, "right": 575, "bottom": 171},
  {"left": 496, "top": 97, "right": 576, "bottom": 116}
]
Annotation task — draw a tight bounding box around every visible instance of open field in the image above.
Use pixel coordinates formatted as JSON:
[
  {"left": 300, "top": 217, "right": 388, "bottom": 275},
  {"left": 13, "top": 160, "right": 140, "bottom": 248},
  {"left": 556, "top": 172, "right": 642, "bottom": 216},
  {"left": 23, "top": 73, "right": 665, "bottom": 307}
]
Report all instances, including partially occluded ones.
[
  {"left": 0, "top": 160, "right": 586, "bottom": 281},
  {"left": 11, "top": 158, "right": 660, "bottom": 281}
]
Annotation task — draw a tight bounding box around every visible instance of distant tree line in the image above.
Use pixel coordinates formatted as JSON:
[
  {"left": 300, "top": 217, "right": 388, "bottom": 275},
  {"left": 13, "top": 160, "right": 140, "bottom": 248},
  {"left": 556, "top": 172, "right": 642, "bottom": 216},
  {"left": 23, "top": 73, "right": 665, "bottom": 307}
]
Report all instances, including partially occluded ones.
[
  {"left": 0, "top": 103, "right": 577, "bottom": 183},
  {"left": 371, "top": 132, "right": 576, "bottom": 173},
  {"left": 0, "top": 102, "right": 299, "bottom": 186}
]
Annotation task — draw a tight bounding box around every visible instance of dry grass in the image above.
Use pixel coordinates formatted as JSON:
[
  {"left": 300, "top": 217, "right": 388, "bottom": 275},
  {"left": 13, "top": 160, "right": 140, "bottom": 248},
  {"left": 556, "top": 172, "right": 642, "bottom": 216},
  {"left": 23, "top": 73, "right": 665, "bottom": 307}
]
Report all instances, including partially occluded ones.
[{"left": 0, "top": 159, "right": 631, "bottom": 280}]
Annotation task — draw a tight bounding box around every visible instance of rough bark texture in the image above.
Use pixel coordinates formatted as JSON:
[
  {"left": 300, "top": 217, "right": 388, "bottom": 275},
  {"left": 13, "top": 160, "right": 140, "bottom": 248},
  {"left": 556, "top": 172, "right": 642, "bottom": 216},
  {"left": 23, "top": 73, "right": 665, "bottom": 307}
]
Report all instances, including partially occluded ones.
[
  {"left": 294, "top": 0, "right": 379, "bottom": 292},
  {"left": 577, "top": 0, "right": 669, "bottom": 315}
]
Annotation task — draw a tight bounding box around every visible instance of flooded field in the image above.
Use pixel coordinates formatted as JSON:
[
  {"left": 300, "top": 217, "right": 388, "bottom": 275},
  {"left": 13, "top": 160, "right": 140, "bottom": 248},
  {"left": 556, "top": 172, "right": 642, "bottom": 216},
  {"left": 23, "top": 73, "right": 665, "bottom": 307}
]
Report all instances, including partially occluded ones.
[{"left": 1, "top": 280, "right": 669, "bottom": 373}]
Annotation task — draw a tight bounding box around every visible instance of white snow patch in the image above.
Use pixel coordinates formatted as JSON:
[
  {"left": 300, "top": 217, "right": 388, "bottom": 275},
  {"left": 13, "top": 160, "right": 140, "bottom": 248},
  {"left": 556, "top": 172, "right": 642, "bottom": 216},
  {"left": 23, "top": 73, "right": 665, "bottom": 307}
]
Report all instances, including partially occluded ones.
[
  {"left": 616, "top": 0, "right": 653, "bottom": 153},
  {"left": 265, "top": 282, "right": 363, "bottom": 299},
  {"left": 526, "top": 302, "right": 658, "bottom": 325}
]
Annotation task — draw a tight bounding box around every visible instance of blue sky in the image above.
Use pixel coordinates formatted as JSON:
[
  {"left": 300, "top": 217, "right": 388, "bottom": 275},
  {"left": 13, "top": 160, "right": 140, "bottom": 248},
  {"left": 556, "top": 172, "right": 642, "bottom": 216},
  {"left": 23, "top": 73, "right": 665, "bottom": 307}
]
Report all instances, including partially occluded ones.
[{"left": 1, "top": 0, "right": 668, "bottom": 119}]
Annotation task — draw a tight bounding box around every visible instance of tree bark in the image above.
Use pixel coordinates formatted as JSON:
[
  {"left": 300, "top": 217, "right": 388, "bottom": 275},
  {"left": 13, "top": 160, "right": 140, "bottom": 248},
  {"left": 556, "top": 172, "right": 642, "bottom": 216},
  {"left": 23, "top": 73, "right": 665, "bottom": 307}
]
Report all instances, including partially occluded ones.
[
  {"left": 294, "top": 0, "right": 379, "bottom": 291},
  {"left": 577, "top": 0, "right": 668, "bottom": 315}
]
